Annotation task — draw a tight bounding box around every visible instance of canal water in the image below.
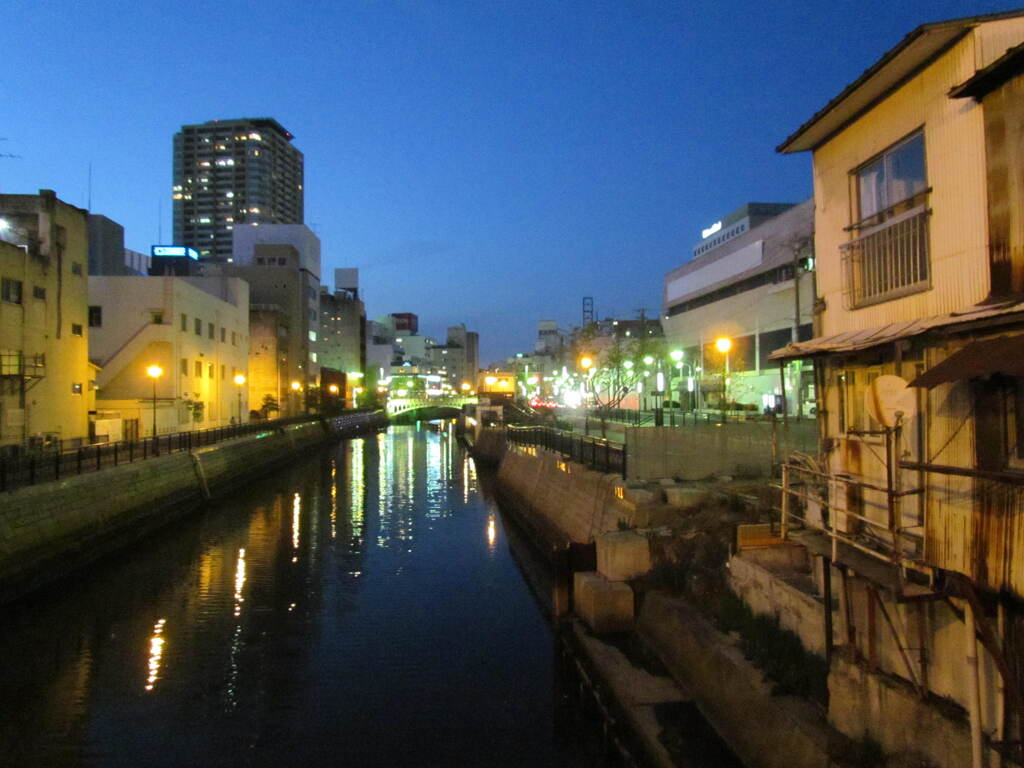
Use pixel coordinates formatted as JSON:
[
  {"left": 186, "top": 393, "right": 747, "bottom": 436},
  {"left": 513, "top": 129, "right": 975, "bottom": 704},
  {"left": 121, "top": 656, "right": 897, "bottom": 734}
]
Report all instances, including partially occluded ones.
[{"left": 0, "top": 424, "right": 612, "bottom": 767}]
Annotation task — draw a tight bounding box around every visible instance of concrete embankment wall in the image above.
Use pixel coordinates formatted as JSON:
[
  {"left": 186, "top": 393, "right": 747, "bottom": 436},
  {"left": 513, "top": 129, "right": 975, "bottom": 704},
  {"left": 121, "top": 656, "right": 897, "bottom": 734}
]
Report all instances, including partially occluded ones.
[
  {"left": 0, "top": 414, "right": 384, "bottom": 604},
  {"left": 496, "top": 445, "right": 639, "bottom": 547},
  {"left": 638, "top": 591, "right": 833, "bottom": 768},
  {"left": 626, "top": 420, "right": 817, "bottom": 482}
]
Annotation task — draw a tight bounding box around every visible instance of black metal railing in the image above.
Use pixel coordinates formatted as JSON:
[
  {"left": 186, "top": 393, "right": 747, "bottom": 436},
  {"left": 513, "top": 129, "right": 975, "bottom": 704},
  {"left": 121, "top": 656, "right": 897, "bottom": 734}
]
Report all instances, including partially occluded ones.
[
  {"left": 0, "top": 412, "right": 375, "bottom": 493},
  {"left": 506, "top": 425, "right": 626, "bottom": 477}
]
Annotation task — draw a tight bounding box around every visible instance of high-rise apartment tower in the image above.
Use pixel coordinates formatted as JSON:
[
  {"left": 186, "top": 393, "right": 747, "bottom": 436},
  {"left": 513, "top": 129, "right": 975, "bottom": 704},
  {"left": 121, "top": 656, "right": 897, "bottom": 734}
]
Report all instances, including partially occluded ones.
[{"left": 172, "top": 118, "right": 304, "bottom": 261}]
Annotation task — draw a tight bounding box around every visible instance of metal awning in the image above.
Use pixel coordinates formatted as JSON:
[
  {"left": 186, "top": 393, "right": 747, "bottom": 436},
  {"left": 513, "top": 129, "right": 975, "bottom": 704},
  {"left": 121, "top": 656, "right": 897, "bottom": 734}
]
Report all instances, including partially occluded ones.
[
  {"left": 769, "top": 298, "right": 1024, "bottom": 362},
  {"left": 909, "top": 334, "right": 1024, "bottom": 388}
]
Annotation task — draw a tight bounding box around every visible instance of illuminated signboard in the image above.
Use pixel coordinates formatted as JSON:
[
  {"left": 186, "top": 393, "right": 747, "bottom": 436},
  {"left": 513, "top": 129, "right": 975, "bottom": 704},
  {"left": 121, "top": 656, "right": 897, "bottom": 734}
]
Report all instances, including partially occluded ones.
[
  {"left": 701, "top": 221, "right": 723, "bottom": 239},
  {"left": 151, "top": 245, "right": 199, "bottom": 260}
]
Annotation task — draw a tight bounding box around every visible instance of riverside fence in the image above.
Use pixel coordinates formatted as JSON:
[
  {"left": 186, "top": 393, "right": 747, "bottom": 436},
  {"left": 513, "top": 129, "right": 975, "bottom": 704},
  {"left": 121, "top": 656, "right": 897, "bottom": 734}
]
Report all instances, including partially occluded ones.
[
  {"left": 506, "top": 425, "right": 626, "bottom": 477},
  {"left": 0, "top": 411, "right": 383, "bottom": 492}
]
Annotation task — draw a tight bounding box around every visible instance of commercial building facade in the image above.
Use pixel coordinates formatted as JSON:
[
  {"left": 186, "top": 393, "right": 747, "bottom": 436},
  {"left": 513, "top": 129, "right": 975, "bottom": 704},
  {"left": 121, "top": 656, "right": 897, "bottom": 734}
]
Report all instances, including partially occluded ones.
[
  {"left": 88, "top": 276, "right": 249, "bottom": 438},
  {"left": 663, "top": 200, "right": 815, "bottom": 413}
]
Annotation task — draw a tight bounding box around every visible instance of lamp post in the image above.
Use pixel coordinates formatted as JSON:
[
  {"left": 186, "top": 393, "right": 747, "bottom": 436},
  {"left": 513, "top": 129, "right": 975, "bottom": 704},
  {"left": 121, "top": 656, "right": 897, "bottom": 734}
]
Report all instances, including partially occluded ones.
[
  {"left": 669, "top": 349, "right": 684, "bottom": 419},
  {"left": 290, "top": 380, "right": 302, "bottom": 416},
  {"left": 578, "top": 355, "right": 594, "bottom": 433},
  {"left": 146, "top": 364, "right": 163, "bottom": 437},
  {"left": 233, "top": 374, "right": 246, "bottom": 423},
  {"left": 715, "top": 337, "right": 732, "bottom": 419}
]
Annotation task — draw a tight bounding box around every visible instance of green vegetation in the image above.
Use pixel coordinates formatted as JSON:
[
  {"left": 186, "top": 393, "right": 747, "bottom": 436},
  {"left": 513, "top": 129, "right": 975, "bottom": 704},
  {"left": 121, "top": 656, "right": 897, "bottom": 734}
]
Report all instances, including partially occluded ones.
[{"left": 715, "top": 588, "right": 828, "bottom": 704}]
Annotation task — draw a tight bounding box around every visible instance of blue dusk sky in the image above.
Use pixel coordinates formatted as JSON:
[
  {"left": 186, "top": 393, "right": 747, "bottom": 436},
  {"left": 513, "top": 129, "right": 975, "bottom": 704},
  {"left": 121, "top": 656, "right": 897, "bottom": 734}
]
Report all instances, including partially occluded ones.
[{"left": 2, "top": 1, "right": 1019, "bottom": 363}]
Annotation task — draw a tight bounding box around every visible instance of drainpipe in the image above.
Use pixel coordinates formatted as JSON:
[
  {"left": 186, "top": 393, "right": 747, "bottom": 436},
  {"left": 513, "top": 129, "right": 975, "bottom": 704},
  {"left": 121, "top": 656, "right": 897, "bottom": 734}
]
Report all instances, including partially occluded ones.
[{"left": 966, "top": 601, "right": 984, "bottom": 768}]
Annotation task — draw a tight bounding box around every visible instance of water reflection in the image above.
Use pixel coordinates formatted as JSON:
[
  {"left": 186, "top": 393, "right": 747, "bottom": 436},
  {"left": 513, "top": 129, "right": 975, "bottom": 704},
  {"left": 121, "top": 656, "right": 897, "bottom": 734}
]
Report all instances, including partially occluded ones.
[
  {"left": 144, "top": 618, "right": 167, "bottom": 691},
  {"left": 0, "top": 426, "right": 601, "bottom": 768}
]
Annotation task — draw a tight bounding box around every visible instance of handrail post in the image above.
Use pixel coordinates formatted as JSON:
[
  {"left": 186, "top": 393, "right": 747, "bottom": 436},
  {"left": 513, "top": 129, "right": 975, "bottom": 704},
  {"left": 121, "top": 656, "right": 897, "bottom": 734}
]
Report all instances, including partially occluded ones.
[
  {"left": 781, "top": 463, "right": 790, "bottom": 540},
  {"left": 54, "top": 451, "right": 60, "bottom": 480}
]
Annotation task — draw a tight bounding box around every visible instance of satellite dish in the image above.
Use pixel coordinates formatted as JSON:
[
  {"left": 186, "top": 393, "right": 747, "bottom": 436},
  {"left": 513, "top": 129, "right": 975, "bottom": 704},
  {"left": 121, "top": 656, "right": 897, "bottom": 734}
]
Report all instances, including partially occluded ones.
[{"left": 865, "top": 375, "right": 918, "bottom": 428}]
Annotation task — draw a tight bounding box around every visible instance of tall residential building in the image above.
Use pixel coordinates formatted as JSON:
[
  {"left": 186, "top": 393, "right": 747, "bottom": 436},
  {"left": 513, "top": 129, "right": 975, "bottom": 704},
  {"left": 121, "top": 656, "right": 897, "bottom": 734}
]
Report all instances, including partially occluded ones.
[{"left": 172, "top": 118, "right": 304, "bottom": 261}]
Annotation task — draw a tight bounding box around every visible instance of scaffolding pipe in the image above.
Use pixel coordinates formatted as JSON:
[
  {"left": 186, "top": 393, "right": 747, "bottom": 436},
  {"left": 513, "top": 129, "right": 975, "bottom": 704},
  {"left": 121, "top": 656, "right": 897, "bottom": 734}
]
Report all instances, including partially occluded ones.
[{"left": 966, "top": 601, "right": 984, "bottom": 768}]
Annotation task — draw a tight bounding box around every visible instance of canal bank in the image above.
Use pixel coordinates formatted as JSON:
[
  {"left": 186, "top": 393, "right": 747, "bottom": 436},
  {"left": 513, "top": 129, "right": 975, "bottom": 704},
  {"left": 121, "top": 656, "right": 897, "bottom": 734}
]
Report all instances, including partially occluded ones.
[
  {"left": 490, "top": 435, "right": 879, "bottom": 768},
  {"left": 0, "top": 412, "right": 387, "bottom": 605}
]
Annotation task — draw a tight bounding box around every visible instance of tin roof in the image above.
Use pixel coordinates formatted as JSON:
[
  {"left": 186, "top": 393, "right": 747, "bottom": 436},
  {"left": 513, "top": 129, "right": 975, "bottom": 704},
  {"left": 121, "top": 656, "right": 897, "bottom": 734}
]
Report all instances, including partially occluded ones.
[
  {"left": 909, "top": 333, "right": 1024, "bottom": 388},
  {"left": 949, "top": 40, "right": 1024, "bottom": 99},
  {"left": 777, "top": 10, "right": 1024, "bottom": 154},
  {"left": 768, "top": 297, "right": 1024, "bottom": 361}
]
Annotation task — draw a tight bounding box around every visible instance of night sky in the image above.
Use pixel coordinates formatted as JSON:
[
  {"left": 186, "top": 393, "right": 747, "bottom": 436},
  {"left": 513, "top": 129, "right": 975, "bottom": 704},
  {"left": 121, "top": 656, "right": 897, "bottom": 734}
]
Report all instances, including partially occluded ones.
[{"left": 3, "top": 0, "right": 1018, "bottom": 362}]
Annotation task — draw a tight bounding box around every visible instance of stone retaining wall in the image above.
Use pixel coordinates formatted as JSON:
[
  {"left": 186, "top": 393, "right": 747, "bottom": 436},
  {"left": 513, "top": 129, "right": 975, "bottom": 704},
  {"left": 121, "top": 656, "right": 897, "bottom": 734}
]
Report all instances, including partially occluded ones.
[
  {"left": 638, "top": 592, "right": 833, "bottom": 768},
  {"left": 496, "top": 445, "right": 640, "bottom": 545},
  {"left": 0, "top": 414, "right": 382, "bottom": 604}
]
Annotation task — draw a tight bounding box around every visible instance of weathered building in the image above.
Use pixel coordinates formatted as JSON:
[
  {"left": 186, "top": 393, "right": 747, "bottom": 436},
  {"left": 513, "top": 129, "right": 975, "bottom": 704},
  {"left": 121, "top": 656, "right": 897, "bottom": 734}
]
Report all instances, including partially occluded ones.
[
  {"left": 0, "top": 191, "right": 92, "bottom": 448},
  {"left": 770, "top": 12, "right": 1024, "bottom": 767}
]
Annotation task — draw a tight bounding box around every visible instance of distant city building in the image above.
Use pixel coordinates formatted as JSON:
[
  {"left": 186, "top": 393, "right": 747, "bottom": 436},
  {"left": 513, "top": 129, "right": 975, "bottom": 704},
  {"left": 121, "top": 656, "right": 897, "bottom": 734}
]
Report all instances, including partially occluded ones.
[
  {"left": 87, "top": 214, "right": 150, "bottom": 276},
  {"left": 690, "top": 202, "right": 795, "bottom": 260},
  {"left": 88, "top": 276, "right": 249, "bottom": 438},
  {"left": 149, "top": 245, "right": 202, "bottom": 277},
  {"left": 318, "top": 269, "right": 366, "bottom": 407},
  {"left": 0, "top": 191, "right": 92, "bottom": 448},
  {"left": 663, "top": 199, "right": 813, "bottom": 411},
  {"left": 390, "top": 312, "right": 418, "bottom": 334},
  {"left": 535, "top": 320, "right": 566, "bottom": 357},
  {"left": 172, "top": 118, "right": 304, "bottom": 261}
]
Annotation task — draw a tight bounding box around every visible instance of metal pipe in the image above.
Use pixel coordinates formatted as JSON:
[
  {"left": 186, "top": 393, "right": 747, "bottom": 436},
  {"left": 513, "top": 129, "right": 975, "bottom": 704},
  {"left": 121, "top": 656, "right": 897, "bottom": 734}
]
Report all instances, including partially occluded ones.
[
  {"left": 997, "top": 600, "right": 1006, "bottom": 768},
  {"left": 966, "top": 601, "right": 984, "bottom": 768}
]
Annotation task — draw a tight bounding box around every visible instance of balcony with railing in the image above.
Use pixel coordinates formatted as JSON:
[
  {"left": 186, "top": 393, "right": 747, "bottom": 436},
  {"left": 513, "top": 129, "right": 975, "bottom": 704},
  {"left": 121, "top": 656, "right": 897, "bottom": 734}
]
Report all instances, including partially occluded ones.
[{"left": 841, "top": 204, "right": 930, "bottom": 308}]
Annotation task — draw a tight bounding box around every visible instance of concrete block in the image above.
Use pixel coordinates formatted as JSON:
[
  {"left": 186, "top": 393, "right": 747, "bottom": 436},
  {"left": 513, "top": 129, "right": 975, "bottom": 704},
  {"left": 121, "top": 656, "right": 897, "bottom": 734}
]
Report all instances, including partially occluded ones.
[
  {"left": 596, "top": 531, "right": 651, "bottom": 581},
  {"left": 624, "top": 488, "right": 657, "bottom": 506},
  {"left": 574, "top": 571, "right": 634, "bottom": 633},
  {"left": 664, "top": 487, "right": 710, "bottom": 509}
]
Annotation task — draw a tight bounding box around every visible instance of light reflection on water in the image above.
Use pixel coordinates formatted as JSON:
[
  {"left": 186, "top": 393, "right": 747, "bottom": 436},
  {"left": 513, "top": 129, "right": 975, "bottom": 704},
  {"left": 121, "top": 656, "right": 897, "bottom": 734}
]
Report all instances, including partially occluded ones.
[{"left": 0, "top": 425, "right": 596, "bottom": 768}]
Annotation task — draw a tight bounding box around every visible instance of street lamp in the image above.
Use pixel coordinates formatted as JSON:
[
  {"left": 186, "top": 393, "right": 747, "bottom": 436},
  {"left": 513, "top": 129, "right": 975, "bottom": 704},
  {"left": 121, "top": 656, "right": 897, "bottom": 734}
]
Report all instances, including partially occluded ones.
[
  {"left": 233, "top": 373, "right": 246, "bottom": 423},
  {"left": 290, "top": 380, "right": 302, "bottom": 415},
  {"left": 715, "top": 337, "right": 732, "bottom": 416},
  {"left": 146, "top": 364, "right": 163, "bottom": 437}
]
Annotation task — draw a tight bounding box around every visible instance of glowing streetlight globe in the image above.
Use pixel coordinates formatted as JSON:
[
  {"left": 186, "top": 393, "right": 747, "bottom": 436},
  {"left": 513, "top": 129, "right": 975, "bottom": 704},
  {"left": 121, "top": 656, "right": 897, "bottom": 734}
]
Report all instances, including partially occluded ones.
[
  {"left": 146, "top": 364, "right": 163, "bottom": 379},
  {"left": 670, "top": 349, "right": 684, "bottom": 362},
  {"left": 715, "top": 337, "right": 732, "bottom": 353}
]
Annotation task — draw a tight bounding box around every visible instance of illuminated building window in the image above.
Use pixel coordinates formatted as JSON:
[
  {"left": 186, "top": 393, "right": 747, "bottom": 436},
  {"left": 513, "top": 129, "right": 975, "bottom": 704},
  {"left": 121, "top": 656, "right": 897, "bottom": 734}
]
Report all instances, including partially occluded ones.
[{"left": 71, "top": 323, "right": 83, "bottom": 336}]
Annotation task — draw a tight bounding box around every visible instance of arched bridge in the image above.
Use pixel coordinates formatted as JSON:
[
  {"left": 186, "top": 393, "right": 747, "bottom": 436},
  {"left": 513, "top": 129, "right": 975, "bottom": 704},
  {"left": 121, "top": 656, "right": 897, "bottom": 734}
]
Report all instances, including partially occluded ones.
[{"left": 386, "top": 394, "right": 478, "bottom": 417}]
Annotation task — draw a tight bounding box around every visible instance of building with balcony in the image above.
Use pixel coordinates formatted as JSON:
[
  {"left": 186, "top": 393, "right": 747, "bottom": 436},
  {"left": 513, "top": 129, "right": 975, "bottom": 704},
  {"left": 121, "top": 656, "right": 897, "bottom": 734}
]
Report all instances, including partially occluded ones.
[
  {"left": 88, "top": 276, "right": 249, "bottom": 438},
  {"left": 0, "top": 191, "right": 92, "bottom": 448},
  {"left": 172, "top": 118, "right": 303, "bottom": 261},
  {"left": 771, "top": 11, "right": 1024, "bottom": 766},
  {"left": 664, "top": 200, "right": 814, "bottom": 413}
]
